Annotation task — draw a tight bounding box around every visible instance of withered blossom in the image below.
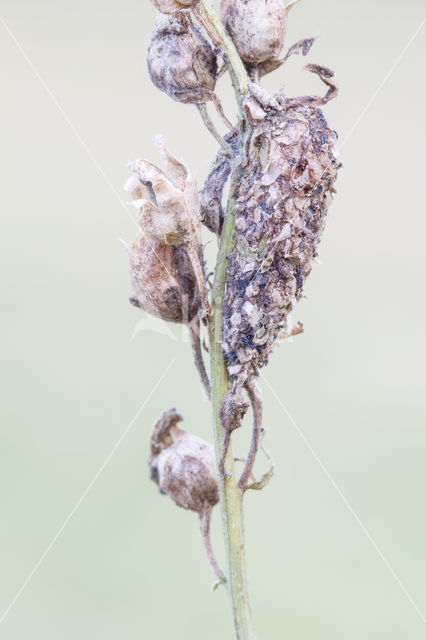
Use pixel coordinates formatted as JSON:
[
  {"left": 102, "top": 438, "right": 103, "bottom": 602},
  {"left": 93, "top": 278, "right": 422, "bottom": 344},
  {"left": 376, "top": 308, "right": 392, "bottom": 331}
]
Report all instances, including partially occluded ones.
[{"left": 126, "top": 138, "right": 210, "bottom": 315}]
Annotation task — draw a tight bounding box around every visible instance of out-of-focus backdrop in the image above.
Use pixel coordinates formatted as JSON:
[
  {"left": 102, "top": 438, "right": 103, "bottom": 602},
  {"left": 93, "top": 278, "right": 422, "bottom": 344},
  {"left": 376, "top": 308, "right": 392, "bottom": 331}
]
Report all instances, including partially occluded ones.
[{"left": 1, "top": 0, "right": 425, "bottom": 638}]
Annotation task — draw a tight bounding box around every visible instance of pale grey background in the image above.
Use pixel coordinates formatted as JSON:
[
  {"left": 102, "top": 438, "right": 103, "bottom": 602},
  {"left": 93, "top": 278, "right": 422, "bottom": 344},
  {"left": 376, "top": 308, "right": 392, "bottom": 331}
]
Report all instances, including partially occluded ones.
[{"left": 1, "top": 0, "right": 425, "bottom": 638}]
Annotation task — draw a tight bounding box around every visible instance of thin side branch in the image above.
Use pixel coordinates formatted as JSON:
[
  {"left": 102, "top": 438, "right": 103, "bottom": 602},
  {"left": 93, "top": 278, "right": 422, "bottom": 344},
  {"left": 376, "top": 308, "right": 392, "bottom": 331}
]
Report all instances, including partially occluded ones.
[
  {"left": 198, "top": 103, "right": 233, "bottom": 156},
  {"left": 219, "top": 428, "right": 232, "bottom": 477},
  {"left": 195, "top": 1, "right": 250, "bottom": 108},
  {"left": 211, "top": 93, "right": 234, "bottom": 131},
  {"left": 200, "top": 507, "right": 226, "bottom": 583},
  {"left": 189, "top": 316, "right": 211, "bottom": 399},
  {"left": 186, "top": 241, "right": 212, "bottom": 317},
  {"left": 238, "top": 378, "right": 263, "bottom": 491},
  {"left": 246, "top": 433, "right": 275, "bottom": 491}
]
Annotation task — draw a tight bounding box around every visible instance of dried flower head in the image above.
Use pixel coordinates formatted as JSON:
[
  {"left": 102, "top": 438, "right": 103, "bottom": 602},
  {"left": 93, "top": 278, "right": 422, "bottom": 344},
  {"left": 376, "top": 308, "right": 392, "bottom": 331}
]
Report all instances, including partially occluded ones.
[
  {"left": 148, "top": 11, "right": 217, "bottom": 104},
  {"left": 149, "top": 408, "right": 218, "bottom": 513},
  {"left": 221, "top": 76, "right": 340, "bottom": 382},
  {"left": 126, "top": 137, "right": 211, "bottom": 316},
  {"left": 126, "top": 138, "right": 200, "bottom": 246},
  {"left": 221, "top": 0, "right": 300, "bottom": 67},
  {"left": 128, "top": 233, "right": 200, "bottom": 322},
  {"left": 151, "top": 0, "right": 200, "bottom": 13}
]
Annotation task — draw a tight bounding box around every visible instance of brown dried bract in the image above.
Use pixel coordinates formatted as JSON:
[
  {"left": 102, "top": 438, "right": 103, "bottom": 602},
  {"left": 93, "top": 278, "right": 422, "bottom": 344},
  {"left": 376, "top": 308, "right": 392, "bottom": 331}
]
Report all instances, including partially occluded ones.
[{"left": 258, "top": 36, "right": 317, "bottom": 78}]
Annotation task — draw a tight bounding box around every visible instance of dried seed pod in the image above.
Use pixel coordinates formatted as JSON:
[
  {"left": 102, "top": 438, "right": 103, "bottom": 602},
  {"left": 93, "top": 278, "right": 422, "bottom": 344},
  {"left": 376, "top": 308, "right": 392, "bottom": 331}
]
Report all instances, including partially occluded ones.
[
  {"left": 199, "top": 155, "right": 228, "bottom": 235},
  {"left": 199, "top": 130, "right": 239, "bottom": 235},
  {"left": 126, "top": 138, "right": 211, "bottom": 315},
  {"left": 221, "top": 0, "right": 300, "bottom": 67},
  {"left": 219, "top": 382, "right": 249, "bottom": 433},
  {"left": 128, "top": 233, "right": 200, "bottom": 323},
  {"left": 127, "top": 138, "right": 200, "bottom": 246},
  {"left": 151, "top": 0, "right": 200, "bottom": 13},
  {"left": 148, "top": 11, "right": 217, "bottom": 104},
  {"left": 223, "top": 77, "right": 340, "bottom": 382},
  {"left": 149, "top": 408, "right": 218, "bottom": 513}
]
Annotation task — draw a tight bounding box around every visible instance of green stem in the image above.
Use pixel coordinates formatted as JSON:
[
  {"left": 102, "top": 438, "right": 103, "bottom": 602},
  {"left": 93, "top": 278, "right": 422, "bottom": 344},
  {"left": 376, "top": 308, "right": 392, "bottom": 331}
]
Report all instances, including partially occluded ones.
[
  {"left": 196, "top": 4, "right": 254, "bottom": 636},
  {"left": 196, "top": 0, "right": 250, "bottom": 108},
  {"left": 208, "top": 162, "right": 255, "bottom": 640}
]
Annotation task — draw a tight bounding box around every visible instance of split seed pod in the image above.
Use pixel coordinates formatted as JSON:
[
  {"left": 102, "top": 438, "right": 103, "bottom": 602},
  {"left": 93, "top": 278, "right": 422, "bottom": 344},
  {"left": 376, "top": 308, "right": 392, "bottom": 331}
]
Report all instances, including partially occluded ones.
[
  {"left": 126, "top": 138, "right": 200, "bottom": 246},
  {"left": 126, "top": 137, "right": 210, "bottom": 316},
  {"left": 149, "top": 408, "right": 218, "bottom": 513},
  {"left": 221, "top": 0, "right": 300, "bottom": 67},
  {"left": 151, "top": 0, "right": 200, "bottom": 13},
  {"left": 221, "top": 72, "right": 340, "bottom": 382},
  {"left": 128, "top": 233, "right": 200, "bottom": 322},
  {"left": 148, "top": 11, "right": 217, "bottom": 104}
]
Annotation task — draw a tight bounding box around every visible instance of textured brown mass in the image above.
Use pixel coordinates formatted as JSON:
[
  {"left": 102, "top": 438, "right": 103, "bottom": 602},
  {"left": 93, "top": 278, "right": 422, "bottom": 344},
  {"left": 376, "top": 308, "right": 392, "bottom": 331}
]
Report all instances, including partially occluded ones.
[{"left": 222, "top": 98, "right": 339, "bottom": 383}]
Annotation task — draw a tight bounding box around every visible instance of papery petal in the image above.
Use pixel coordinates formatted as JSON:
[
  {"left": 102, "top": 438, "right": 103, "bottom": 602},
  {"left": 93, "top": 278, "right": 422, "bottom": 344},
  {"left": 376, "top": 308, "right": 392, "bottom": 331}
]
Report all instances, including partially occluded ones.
[
  {"left": 123, "top": 176, "right": 145, "bottom": 200},
  {"left": 155, "top": 135, "right": 188, "bottom": 189}
]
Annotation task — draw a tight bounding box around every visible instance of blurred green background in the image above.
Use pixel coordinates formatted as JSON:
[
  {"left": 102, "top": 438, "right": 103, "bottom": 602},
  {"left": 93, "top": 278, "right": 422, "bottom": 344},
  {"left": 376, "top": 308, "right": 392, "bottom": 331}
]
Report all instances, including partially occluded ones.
[{"left": 1, "top": 0, "right": 425, "bottom": 638}]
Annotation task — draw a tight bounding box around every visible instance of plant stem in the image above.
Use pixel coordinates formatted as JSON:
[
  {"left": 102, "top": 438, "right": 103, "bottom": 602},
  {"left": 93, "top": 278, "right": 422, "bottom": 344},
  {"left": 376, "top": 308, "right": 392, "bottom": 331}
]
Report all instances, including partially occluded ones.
[
  {"left": 208, "top": 157, "right": 255, "bottom": 639},
  {"left": 239, "top": 379, "right": 262, "bottom": 492},
  {"left": 200, "top": 507, "right": 226, "bottom": 583},
  {"left": 196, "top": 3, "right": 254, "bottom": 636},
  {"left": 195, "top": 0, "right": 250, "bottom": 107},
  {"left": 197, "top": 103, "right": 233, "bottom": 156},
  {"left": 189, "top": 317, "right": 211, "bottom": 399}
]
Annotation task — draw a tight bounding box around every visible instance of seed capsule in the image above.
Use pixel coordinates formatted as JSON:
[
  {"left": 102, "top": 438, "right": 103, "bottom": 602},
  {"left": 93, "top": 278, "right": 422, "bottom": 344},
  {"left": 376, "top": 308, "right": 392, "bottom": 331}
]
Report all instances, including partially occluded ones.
[
  {"left": 221, "top": 0, "right": 300, "bottom": 67},
  {"left": 149, "top": 408, "right": 218, "bottom": 513},
  {"left": 222, "top": 75, "right": 340, "bottom": 382},
  {"left": 126, "top": 138, "right": 211, "bottom": 316},
  {"left": 128, "top": 233, "right": 200, "bottom": 323},
  {"left": 147, "top": 11, "right": 217, "bottom": 104},
  {"left": 151, "top": 0, "right": 200, "bottom": 13}
]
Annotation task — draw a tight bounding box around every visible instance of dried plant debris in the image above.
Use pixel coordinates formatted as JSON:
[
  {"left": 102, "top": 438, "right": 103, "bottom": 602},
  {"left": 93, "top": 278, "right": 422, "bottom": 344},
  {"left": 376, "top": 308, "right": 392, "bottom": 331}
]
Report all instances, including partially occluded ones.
[
  {"left": 222, "top": 79, "right": 340, "bottom": 383},
  {"left": 258, "top": 35, "right": 317, "bottom": 77},
  {"left": 149, "top": 408, "right": 218, "bottom": 513},
  {"left": 148, "top": 11, "right": 217, "bottom": 104}
]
